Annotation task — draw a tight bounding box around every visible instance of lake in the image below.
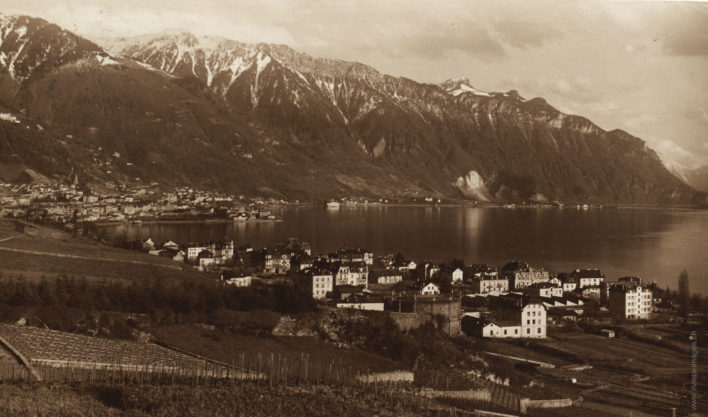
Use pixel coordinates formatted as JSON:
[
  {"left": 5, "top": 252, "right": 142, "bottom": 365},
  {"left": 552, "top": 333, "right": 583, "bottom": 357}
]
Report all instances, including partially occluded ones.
[{"left": 97, "top": 206, "right": 708, "bottom": 294}]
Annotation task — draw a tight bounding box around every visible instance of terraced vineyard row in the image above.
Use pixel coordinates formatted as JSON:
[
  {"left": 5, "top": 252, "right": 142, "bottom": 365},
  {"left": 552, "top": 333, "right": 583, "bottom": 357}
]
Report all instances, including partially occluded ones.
[{"left": 0, "top": 324, "right": 255, "bottom": 382}]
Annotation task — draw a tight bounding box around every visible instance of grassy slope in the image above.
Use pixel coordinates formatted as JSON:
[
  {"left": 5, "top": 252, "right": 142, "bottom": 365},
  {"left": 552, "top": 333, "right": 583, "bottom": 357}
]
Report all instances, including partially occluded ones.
[
  {"left": 0, "top": 219, "right": 209, "bottom": 283},
  {"left": 153, "top": 324, "right": 402, "bottom": 374}
]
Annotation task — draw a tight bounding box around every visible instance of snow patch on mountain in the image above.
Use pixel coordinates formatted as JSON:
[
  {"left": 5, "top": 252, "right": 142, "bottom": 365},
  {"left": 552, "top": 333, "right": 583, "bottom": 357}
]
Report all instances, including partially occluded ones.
[
  {"left": 0, "top": 112, "right": 21, "bottom": 124},
  {"left": 454, "top": 170, "right": 491, "bottom": 201},
  {"left": 96, "top": 54, "right": 120, "bottom": 66},
  {"left": 227, "top": 55, "right": 252, "bottom": 90},
  {"left": 256, "top": 51, "right": 271, "bottom": 76},
  {"left": 450, "top": 83, "right": 491, "bottom": 97}
]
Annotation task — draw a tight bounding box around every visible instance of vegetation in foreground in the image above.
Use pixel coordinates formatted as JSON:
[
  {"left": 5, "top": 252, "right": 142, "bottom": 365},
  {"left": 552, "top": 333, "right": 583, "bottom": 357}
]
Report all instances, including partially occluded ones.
[{"left": 0, "top": 382, "right": 472, "bottom": 417}]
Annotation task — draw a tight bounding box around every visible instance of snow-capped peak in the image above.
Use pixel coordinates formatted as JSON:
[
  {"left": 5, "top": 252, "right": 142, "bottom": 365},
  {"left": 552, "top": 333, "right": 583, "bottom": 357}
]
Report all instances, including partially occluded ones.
[{"left": 441, "top": 78, "right": 491, "bottom": 97}]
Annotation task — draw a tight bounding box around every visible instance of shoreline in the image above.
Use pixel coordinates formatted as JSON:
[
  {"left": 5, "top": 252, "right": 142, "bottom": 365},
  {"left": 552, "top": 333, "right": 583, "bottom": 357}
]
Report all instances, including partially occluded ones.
[{"left": 94, "top": 219, "right": 283, "bottom": 227}]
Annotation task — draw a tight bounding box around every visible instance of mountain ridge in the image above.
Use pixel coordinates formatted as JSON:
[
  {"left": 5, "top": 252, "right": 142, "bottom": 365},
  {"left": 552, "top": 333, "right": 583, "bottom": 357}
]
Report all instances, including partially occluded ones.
[{"left": 0, "top": 15, "right": 702, "bottom": 204}]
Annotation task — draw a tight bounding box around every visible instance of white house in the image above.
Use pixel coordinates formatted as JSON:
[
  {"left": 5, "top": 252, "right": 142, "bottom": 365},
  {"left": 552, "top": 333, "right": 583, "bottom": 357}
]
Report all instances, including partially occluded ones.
[
  {"left": 187, "top": 245, "right": 207, "bottom": 260},
  {"left": 572, "top": 269, "right": 605, "bottom": 288},
  {"left": 421, "top": 282, "right": 441, "bottom": 295},
  {"left": 225, "top": 276, "right": 252, "bottom": 287},
  {"left": 471, "top": 274, "right": 509, "bottom": 294},
  {"left": 162, "top": 240, "right": 180, "bottom": 251},
  {"left": 312, "top": 272, "right": 334, "bottom": 299},
  {"left": 482, "top": 321, "right": 521, "bottom": 338},
  {"left": 376, "top": 271, "right": 403, "bottom": 285},
  {"left": 451, "top": 268, "right": 464, "bottom": 283}
]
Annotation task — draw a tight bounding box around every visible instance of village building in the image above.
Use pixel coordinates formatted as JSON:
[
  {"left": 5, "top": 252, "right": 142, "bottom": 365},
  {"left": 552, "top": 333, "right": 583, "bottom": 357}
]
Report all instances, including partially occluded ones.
[
  {"left": 420, "top": 282, "right": 441, "bottom": 295},
  {"left": 557, "top": 273, "right": 579, "bottom": 293},
  {"left": 441, "top": 267, "right": 464, "bottom": 284},
  {"left": 331, "top": 262, "right": 368, "bottom": 287},
  {"left": 424, "top": 263, "right": 441, "bottom": 280},
  {"left": 470, "top": 272, "right": 509, "bottom": 294},
  {"left": 524, "top": 282, "right": 563, "bottom": 299},
  {"left": 333, "top": 248, "right": 374, "bottom": 265},
  {"left": 480, "top": 320, "right": 521, "bottom": 338},
  {"left": 187, "top": 240, "right": 234, "bottom": 261},
  {"left": 501, "top": 261, "right": 549, "bottom": 290},
  {"left": 463, "top": 298, "right": 547, "bottom": 339},
  {"left": 396, "top": 260, "right": 417, "bottom": 272},
  {"left": 370, "top": 268, "right": 404, "bottom": 285},
  {"left": 609, "top": 282, "right": 653, "bottom": 319},
  {"left": 570, "top": 268, "right": 605, "bottom": 288},
  {"left": 252, "top": 247, "right": 291, "bottom": 275},
  {"left": 161, "top": 240, "right": 180, "bottom": 251},
  {"left": 310, "top": 269, "right": 334, "bottom": 299},
  {"left": 220, "top": 270, "right": 252, "bottom": 287}
]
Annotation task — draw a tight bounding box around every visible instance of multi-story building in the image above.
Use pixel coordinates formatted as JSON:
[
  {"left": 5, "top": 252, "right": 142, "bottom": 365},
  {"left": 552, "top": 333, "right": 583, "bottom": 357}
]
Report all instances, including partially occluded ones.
[
  {"left": 187, "top": 241, "right": 234, "bottom": 260},
  {"left": 501, "top": 261, "right": 549, "bottom": 290},
  {"left": 524, "top": 282, "right": 563, "bottom": 298},
  {"left": 557, "top": 273, "right": 579, "bottom": 293},
  {"left": 310, "top": 270, "right": 334, "bottom": 299},
  {"left": 332, "top": 262, "right": 368, "bottom": 287},
  {"left": 571, "top": 269, "right": 605, "bottom": 288},
  {"left": 609, "top": 283, "right": 653, "bottom": 319},
  {"left": 333, "top": 248, "right": 373, "bottom": 265},
  {"left": 372, "top": 269, "right": 403, "bottom": 285},
  {"left": 520, "top": 303, "right": 547, "bottom": 338},
  {"left": 467, "top": 300, "right": 546, "bottom": 339},
  {"left": 470, "top": 273, "right": 509, "bottom": 294}
]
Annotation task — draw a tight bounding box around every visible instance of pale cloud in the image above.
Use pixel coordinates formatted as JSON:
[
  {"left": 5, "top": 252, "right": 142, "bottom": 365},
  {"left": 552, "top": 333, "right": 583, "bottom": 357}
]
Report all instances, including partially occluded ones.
[
  {"left": 492, "top": 18, "right": 562, "bottom": 50},
  {"left": 660, "top": 6, "right": 708, "bottom": 58},
  {"left": 651, "top": 138, "right": 703, "bottom": 171}
]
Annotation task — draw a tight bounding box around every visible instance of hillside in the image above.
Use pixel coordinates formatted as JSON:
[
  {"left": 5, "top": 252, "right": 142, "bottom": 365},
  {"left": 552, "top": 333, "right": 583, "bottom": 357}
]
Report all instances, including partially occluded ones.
[
  {"left": 680, "top": 165, "right": 708, "bottom": 193},
  {"left": 0, "top": 219, "right": 206, "bottom": 283},
  {"left": 0, "top": 14, "right": 701, "bottom": 204}
]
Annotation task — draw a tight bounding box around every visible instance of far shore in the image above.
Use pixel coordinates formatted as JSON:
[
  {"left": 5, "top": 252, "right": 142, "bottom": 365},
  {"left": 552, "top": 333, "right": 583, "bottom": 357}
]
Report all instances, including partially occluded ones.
[{"left": 94, "top": 219, "right": 283, "bottom": 227}]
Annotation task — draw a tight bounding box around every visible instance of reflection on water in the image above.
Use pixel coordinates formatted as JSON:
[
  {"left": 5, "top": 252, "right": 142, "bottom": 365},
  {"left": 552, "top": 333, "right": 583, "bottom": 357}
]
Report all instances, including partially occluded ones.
[{"left": 99, "top": 207, "right": 708, "bottom": 294}]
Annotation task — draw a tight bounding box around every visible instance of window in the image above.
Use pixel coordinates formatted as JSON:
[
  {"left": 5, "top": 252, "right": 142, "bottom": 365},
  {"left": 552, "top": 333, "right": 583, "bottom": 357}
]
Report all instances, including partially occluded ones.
[
  {"left": 504, "top": 330, "right": 507, "bottom": 335},
  {"left": 527, "top": 328, "right": 530, "bottom": 334},
  {"left": 537, "top": 328, "right": 541, "bottom": 334},
  {"left": 527, "top": 320, "right": 530, "bottom": 324},
  {"left": 515, "top": 329, "right": 518, "bottom": 335}
]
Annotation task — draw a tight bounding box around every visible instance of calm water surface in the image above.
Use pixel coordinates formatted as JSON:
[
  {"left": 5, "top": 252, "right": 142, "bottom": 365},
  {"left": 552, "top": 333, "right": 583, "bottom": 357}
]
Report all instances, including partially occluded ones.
[{"left": 98, "top": 206, "right": 708, "bottom": 294}]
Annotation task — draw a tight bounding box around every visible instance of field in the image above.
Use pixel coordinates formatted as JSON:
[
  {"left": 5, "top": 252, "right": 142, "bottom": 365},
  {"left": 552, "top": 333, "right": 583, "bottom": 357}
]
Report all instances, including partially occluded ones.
[
  {"left": 153, "top": 325, "right": 404, "bottom": 377},
  {"left": 0, "top": 219, "right": 208, "bottom": 283},
  {"left": 529, "top": 328, "right": 704, "bottom": 416}
]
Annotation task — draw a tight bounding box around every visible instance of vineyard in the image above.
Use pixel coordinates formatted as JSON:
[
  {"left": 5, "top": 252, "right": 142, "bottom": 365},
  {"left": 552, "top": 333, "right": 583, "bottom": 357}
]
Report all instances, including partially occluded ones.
[
  {"left": 0, "top": 324, "right": 256, "bottom": 383},
  {"left": 0, "top": 324, "right": 418, "bottom": 387}
]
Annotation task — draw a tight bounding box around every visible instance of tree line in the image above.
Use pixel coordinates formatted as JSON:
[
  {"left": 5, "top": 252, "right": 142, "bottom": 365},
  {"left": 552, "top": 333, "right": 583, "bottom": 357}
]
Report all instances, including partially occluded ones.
[{"left": 0, "top": 272, "right": 316, "bottom": 336}]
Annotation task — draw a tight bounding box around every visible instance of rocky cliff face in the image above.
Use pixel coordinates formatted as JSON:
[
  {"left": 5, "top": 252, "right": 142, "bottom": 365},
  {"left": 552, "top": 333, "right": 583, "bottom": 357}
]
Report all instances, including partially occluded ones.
[{"left": 0, "top": 15, "right": 700, "bottom": 204}]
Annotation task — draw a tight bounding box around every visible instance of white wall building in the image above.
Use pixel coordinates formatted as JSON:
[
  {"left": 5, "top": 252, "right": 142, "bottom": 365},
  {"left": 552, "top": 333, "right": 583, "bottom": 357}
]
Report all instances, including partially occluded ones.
[
  {"left": 421, "top": 282, "right": 441, "bottom": 295},
  {"left": 520, "top": 303, "right": 547, "bottom": 338},
  {"left": 312, "top": 273, "right": 334, "bottom": 299},
  {"left": 609, "top": 284, "right": 653, "bottom": 319}
]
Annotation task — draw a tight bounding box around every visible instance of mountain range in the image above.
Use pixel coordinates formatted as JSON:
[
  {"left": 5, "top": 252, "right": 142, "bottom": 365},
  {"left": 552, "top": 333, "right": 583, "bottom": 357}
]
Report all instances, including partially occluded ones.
[
  {"left": 0, "top": 14, "right": 702, "bottom": 204},
  {"left": 673, "top": 165, "right": 708, "bottom": 194}
]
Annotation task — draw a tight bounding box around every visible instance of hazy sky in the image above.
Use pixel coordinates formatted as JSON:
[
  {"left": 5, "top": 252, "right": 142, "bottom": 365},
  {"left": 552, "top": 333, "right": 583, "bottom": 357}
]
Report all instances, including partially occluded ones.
[{"left": 2, "top": 0, "right": 707, "bottom": 170}]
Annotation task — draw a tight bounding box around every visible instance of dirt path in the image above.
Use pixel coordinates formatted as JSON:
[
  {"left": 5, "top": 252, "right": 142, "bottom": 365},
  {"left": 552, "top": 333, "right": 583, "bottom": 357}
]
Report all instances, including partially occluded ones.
[{"left": 0, "top": 234, "right": 20, "bottom": 243}]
